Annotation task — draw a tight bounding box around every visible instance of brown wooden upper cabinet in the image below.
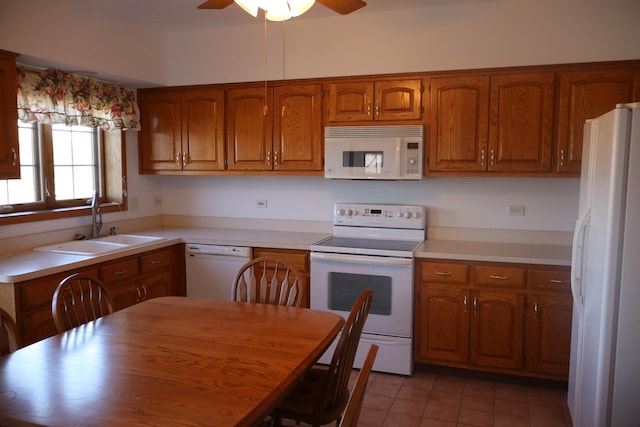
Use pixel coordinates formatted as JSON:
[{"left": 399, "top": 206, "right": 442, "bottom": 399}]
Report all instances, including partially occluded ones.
[
  {"left": 0, "top": 50, "right": 20, "bottom": 179},
  {"left": 138, "top": 87, "right": 225, "bottom": 174},
  {"left": 428, "top": 72, "right": 554, "bottom": 175},
  {"left": 326, "top": 78, "right": 423, "bottom": 123},
  {"left": 226, "top": 83, "right": 323, "bottom": 172},
  {"left": 556, "top": 65, "right": 640, "bottom": 174}
]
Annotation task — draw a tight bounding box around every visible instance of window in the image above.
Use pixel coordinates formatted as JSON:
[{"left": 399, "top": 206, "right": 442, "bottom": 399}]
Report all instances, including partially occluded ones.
[{"left": 0, "top": 121, "right": 127, "bottom": 224}]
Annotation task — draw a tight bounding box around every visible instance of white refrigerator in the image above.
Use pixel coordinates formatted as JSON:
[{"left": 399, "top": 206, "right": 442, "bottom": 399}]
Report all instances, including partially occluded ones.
[{"left": 569, "top": 102, "right": 640, "bottom": 427}]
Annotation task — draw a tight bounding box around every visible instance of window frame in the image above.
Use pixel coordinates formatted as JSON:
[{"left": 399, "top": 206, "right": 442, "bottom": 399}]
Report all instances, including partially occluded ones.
[{"left": 0, "top": 124, "right": 128, "bottom": 225}]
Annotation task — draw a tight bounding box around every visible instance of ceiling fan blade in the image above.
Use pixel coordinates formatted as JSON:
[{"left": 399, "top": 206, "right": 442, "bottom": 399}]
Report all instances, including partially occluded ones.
[
  {"left": 317, "top": 0, "right": 367, "bottom": 15},
  {"left": 197, "top": 0, "right": 234, "bottom": 10}
]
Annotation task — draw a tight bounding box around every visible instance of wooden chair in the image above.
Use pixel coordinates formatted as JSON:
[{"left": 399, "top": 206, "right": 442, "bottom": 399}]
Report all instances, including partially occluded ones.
[
  {"left": 52, "top": 273, "right": 114, "bottom": 333},
  {"left": 0, "top": 306, "right": 22, "bottom": 355},
  {"left": 271, "top": 288, "right": 373, "bottom": 426},
  {"left": 232, "top": 257, "right": 305, "bottom": 307},
  {"left": 339, "top": 344, "right": 378, "bottom": 427}
]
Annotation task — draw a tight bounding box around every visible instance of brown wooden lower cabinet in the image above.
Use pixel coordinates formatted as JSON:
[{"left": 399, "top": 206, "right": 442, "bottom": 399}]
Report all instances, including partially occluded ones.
[
  {"left": 415, "top": 259, "right": 571, "bottom": 380},
  {"left": 13, "top": 244, "right": 185, "bottom": 345},
  {"left": 252, "top": 247, "right": 310, "bottom": 308}
]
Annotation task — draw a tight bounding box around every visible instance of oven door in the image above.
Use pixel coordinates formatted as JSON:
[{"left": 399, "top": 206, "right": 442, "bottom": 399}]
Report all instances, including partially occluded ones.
[{"left": 310, "top": 252, "right": 413, "bottom": 337}]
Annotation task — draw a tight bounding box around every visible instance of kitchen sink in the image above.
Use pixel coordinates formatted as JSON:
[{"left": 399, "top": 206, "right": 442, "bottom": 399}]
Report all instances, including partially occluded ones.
[
  {"left": 97, "top": 234, "right": 164, "bottom": 246},
  {"left": 34, "top": 234, "right": 165, "bottom": 256}
]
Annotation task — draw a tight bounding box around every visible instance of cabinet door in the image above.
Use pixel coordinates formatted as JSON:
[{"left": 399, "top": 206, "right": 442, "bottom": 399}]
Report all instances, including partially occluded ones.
[
  {"left": 20, "top": 307, "right": 58, "bottom": 346},
  {"left": 138, "top": 90, "right": 182, "bottom": 172},
  {"left": 139, "top": 271, "right": 172, "bottom": 302},
  {"left": 557, "top": 67, "right": 640, "bottom": 173},
  {"left": 470, "top": 290, "right": 525, "bottom": 369},
  {"left": 375, "top": 79, "right": 422, "bottom": 121},
  {"left": 327, "top": 81, "right": 373, "bottom": 122},
  {"left": 488, "top": 73, "right": 554, "bottom": 172},
  {"left": 252, "top": 248, "right": 309, "bottom": 307},
  {"left": 526, "top": 294, "right": 572, "bottom": 376},
  {"left": 273, "top": 84, "right": 323, "bottom": 171},
  {"left": 226, "top": 86, "right": 274, "bottom": 170},
  {"left": 181, "top": 88, "right": 225, "bottom": 171},
  {"left": 0, "top": 51, "right": 19, "bottom": 179},
  {"left": 416, "top": 284, "right": 470, "bottom": 363},
  {"left": 108, "top": 281, "right": 139, "bottom": 311},
  {"left": 428, "top": 75, "right": 490, "bottom": 172}
]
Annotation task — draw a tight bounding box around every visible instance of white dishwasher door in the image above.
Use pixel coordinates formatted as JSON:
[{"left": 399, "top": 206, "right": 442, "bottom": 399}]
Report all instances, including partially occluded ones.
[{"left": 185, "top": 244, "right": 251, "bottom": 300}]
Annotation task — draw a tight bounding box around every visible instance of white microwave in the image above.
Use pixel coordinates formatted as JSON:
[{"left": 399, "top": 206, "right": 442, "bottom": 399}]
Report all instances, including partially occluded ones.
[{"left": 324, "top": 125, "right": 423, "bottom": 180}]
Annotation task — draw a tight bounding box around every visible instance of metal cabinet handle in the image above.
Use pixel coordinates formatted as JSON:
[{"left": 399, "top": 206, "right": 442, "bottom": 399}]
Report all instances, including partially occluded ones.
[
  {"left": 480, "top": 149, "right": 485, "bottom": 165},
  {"left": 274, "top": 151, "right": 278, "bottom": 166},
  {"left": 534, "top": 302, "right": 539, "bottom": 320},
  {"left": 115, "top": 270, "right": 128, "bottom": 276},
  {"left": 463, "top": 296, "right": 468, "bottom": 313},
  {"left": 550, "top": 279, "right": 570, "bottom": 285},
  {"left": 490, "top": 149, "right": 495, "bottom": 166},
  {"left": 176, "top": 152, "right": 181, "bottom": 167},
  {"left": 136, "top": 287, "right": 142, "bottom": 302},
  {"left": 560, "top": 149, "right": 565, "bottom": 166},
  {"left": 366, "top": 99, "right": 371, "bottom": 116},
  {"left": 151, "top": 260, "right": 161, "bottom": 265},
  {"left": 11, "top": 148, "right": 17, "bottom": 166},
  {"left": 473, "top": 297, "right": 478, "bottom": 315},
  {"left": 375, "top": 100, "right": 380, "bottom": 116},
  {"left": 182, "top": 152, "right": 187, "bottom": 167},
  {"left": 489, "top": 274, "right": 509, "bottom": 280},
  {"left": 435, "top": 271, "right": 453, "bottom": 276},
  {"left": 267, "top": 151, "right": 271, "bottom": 166}
]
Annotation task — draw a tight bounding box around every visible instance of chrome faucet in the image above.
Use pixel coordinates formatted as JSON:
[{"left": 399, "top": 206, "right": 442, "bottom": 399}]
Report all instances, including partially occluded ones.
[{"left": 90, "top": 191, "right": 103, "bottom": 238}]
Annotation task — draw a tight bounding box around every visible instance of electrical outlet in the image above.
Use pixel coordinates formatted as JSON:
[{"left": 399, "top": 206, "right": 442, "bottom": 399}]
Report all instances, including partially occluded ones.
[
  {"left": 255, "top": 199, "right": 267, "bottom": 208},
  {"left": 508, "top": 205, "right": 526, "bottom": 216}
]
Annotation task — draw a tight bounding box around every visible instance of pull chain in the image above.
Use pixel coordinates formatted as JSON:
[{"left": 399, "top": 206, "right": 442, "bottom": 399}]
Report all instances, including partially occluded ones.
[{"left": 263, "top": 12, "right": 268, "bottom": 115}]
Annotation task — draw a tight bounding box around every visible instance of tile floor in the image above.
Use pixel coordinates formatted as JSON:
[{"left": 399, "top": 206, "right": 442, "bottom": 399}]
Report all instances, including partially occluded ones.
[{"left": 279, "top": 366, "right": 572, "bottom": 427}]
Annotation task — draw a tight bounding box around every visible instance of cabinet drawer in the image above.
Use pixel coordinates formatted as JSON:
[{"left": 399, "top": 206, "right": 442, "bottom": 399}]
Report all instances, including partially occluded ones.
[
  {"left": 253, "top": 249, "right": 309, "bottom": 273},
  {"left": 528, "top": 268, "right": 571, "bottom": 292},
  {"left": 101, "top": 258, "right": 139, "bottom": 283},
  {"left": 140, "top": 250, "right": 172, "bottom": 274},
  {"left": 419, "top": 262, "right": 469, "bottom": 284},
  {"left": 19, "top": 268, "right": 97, "bottom": 311},
  {"left": 473, "top": 265, "right": 525, "bottom": 288}
]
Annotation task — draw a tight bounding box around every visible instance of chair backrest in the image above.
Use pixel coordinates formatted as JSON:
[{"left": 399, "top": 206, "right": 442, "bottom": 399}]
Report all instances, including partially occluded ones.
[
  {"left": 232, "top": 257, "right": 305, "bottom": 307},
  {"left": 322, "top": 288, "right": 373, "bottom": 413},
  {"left": 52, "top": 273, "right": 114, "bottom": 333},
  {"left": 339, "top": 344, "right": 378, "bottom": 427},
  {"left": 0, "top": 306, "right": 22, "bottom": 355}
]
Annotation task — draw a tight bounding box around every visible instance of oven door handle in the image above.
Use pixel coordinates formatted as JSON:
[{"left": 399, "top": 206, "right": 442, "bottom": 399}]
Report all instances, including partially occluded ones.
[{"left": 310, "top": 252, "right": 413, "bottom": 266}]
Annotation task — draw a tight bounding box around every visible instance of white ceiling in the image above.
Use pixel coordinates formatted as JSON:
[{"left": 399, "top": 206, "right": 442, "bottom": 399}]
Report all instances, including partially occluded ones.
[{"left": 83, "top": 0, "right": 480, "bottom": 32}]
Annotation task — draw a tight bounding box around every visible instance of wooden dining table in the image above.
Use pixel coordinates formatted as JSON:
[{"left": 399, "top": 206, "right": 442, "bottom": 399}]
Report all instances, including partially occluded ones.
[{"left": 0, "top": 296, "right": 345, "bottom": 426}]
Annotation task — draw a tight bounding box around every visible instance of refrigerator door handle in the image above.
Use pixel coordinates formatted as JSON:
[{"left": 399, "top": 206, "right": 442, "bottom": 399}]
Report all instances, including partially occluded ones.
[{"left": 571, "top": 208, "right": 590, "bottom": 314}]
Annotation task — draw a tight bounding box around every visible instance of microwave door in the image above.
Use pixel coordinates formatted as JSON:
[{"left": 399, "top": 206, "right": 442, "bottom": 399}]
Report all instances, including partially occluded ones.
[{"left": 325, "top": 138, "right": 401, "bottom": 179}]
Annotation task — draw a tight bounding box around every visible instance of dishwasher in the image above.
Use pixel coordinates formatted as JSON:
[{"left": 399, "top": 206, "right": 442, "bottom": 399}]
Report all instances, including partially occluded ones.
[{"left": 185, "top": 243, "right": 251, "bottom": 300}]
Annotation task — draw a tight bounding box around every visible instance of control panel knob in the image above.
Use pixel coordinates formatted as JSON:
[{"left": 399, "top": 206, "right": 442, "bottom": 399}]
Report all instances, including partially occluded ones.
[
  {"left": 338, "top": 209, "right": 346, "bottom": 216},
  {"left": 397, "top": 211, "right": 405, "bottom": 218},
  {"left": 347, "top": 209, "right": 353, "bottom": 216},
  {"left": 406, "top": 211, "right": 413, "bottom": 219},
  {"left": 353, "top": 210, "right": 360, "bottom": 216},
  {"left": 414, "top": 211, "right": 422, "bottom": 219}
]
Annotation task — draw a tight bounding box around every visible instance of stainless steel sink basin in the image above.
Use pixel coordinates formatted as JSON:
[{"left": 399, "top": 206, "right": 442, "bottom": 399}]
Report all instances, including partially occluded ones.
[{"left": 34, "top": 234, "right": 165, "bottom": 256}]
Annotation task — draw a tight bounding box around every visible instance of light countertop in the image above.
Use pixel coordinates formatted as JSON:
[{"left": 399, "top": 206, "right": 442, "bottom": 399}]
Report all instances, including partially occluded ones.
[
  {"left": 1, "top": 226, "right": 573, "bottom": 283},
  {"left": 0, "top": 227, "right": 331, "bottom": 283},
  {"left": 414, "top": 239, "right": 572, "bottom": 266}
]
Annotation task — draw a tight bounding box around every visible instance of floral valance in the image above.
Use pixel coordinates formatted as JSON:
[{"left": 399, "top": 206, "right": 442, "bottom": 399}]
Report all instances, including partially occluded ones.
[{"left": 16, "top": 67, "right": 140, "bottom": 131}]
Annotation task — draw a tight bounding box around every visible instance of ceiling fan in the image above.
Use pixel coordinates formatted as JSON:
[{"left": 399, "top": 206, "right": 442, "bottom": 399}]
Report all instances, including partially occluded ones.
[{"left": 197, "top": 0, "right": 367, "bottom": 16}]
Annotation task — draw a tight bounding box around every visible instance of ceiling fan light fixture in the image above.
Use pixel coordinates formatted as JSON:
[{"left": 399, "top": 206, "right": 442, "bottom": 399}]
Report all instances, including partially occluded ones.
[
  {"left": 234, "top": 0, "right": 260, "bottom": 17},
  {"left": 288, "top": 0, "right": 315, "bottom": 17}
]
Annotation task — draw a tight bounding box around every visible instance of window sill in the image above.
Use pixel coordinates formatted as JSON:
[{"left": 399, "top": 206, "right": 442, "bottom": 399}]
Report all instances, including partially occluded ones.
[{"left": 0, "top": 202, "right": 125, "bottom": 226}]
